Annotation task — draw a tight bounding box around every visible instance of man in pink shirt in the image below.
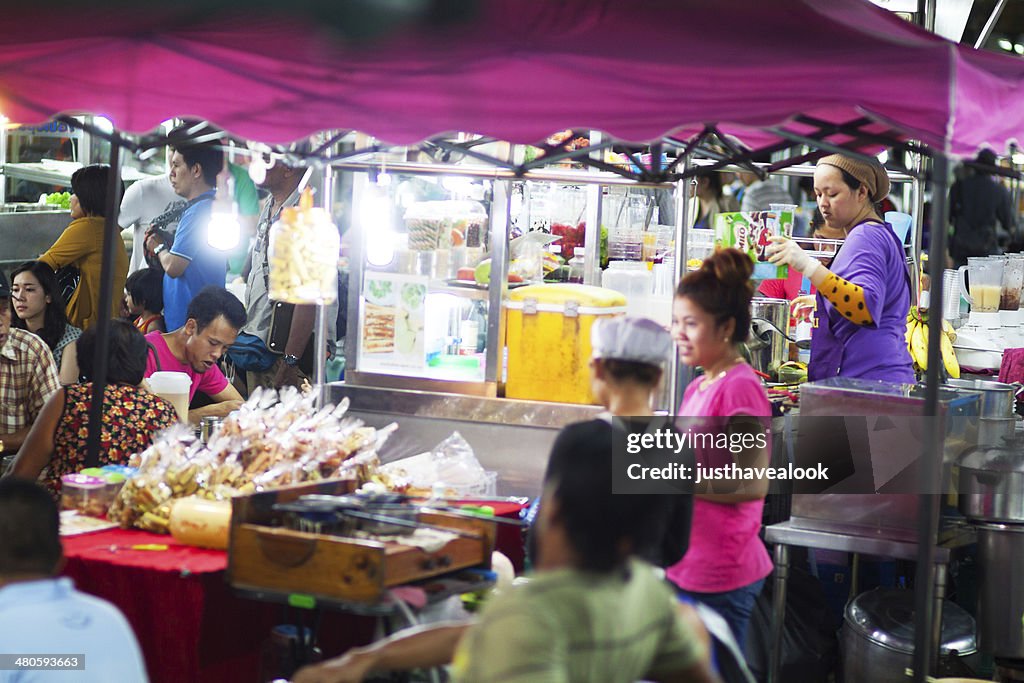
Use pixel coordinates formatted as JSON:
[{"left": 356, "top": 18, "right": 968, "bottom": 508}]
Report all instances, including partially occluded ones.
[{"left": 144, "top": 286, "right": 245, "bottom": 424}]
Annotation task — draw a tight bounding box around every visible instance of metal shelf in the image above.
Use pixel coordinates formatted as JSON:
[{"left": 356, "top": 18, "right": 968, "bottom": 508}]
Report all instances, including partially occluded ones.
[{"left": 1, "top": 162, "right": 159, "bottom": 188}]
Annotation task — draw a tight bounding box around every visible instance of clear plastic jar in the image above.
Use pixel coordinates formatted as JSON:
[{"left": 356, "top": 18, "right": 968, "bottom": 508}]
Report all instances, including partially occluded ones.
[{"left": 268, "top": 188, "right": 340, "bottom": 304}]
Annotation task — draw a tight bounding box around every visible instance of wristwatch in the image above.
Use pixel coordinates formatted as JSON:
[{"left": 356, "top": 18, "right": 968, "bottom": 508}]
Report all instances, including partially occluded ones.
[
  {"left": 283, "top": 354, "right": 300, "bottom": 366},
  {"left": 153, "top": 243, "right": 167, "bottom": 256}
]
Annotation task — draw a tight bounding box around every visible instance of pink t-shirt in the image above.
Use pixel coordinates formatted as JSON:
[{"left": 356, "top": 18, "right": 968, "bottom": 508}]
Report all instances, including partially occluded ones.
[
  {"left": 144, "top": 331, "right": 228, "bottom": 402},
  {"left": 667, "top": 362, "right": 774, "bottom": 593}
]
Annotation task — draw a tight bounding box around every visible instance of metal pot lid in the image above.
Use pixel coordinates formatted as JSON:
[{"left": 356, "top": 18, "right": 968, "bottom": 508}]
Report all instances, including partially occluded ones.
[
  {"left": 845, "top": 589, "right": 976, "bottom": 655},
  {"left": 959, "top": 438, "right": 1024, "bottom": 472},
  {"left": 946, "top": 378, "right": 1017, "bottom": 392}
]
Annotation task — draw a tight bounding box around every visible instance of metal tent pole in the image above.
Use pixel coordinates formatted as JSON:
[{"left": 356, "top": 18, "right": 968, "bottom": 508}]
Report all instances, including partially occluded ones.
[
  {"left": 911, "top": 152, "right": 952, "bottom": 683},
  {"left": 669, "top": 157, "right": 693, "bottom": 413},
  {"left": 85, "top": 136, "right": 123, "bottom": 468}
]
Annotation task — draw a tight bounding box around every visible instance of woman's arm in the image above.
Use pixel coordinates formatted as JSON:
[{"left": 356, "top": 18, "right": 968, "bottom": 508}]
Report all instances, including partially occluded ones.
[
  {"left": 9, "top": 388, "right": 65, "bottom": 480},
  {"left": 767, "top": 236, "right": 874, "bottom": 325},
  {"left": 697, "top": 414, "right": 770, "bottom": 504},
  {"left": 58, "top": 340, "right": 79, "bottom": 385}
]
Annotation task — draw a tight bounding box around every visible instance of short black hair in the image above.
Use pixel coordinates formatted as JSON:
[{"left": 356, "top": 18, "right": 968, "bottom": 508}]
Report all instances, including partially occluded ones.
[
  {"left": 168, "top": 123, "right": 224, "bottom": 187},
  {"left": 77, "top": 318, "right": 149, "bottom": 385},
  {"left": 545, "top": 422, "right": 670, "bottom": 573},
  {"left": 125, "top": 267, "right": 164, "bottom": 314},
  {"left": 71, "top": 164, "right": 121, "bottom": 217},
  {"left": 597, "top": 358, "right": 662, "bottom": 388},
  {"left": 0, "top": 478, "right": 61, "bottom": 576},
  {"left": 186, "top": 286, "right": 246, "bottom": 332}
]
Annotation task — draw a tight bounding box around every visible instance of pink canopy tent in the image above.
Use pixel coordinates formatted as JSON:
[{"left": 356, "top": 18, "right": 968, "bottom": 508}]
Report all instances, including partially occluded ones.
[
  {"left": 0, "top": 3, "right": 1017, "bottom": 681},
  {"left": 0, "top": 0, "right": 1022, "bottom": 156}
]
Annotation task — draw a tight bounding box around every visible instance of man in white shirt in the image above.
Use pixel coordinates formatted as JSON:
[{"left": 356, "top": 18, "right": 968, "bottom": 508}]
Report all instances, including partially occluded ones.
[
  {"left": 118, "top": 174, "right": 183, "bottom": 274},
  {"left": 0, "top": 478, "right": 149, "bottom": 682}
]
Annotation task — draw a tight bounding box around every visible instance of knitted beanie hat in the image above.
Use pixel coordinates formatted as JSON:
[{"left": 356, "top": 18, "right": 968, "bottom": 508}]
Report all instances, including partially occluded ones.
[{"left": 817, "top": 154, "right": 890, "bottom": 202}]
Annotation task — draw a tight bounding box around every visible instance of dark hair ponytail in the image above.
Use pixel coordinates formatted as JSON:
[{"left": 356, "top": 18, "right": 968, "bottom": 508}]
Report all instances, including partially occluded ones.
[{"left": 675, "top": 248, "right": 755, "bottom": 343}]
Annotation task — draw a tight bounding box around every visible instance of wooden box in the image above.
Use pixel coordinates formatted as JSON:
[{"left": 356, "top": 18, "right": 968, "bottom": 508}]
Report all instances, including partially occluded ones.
[{"left": 227, "top": 480, "right": 496, "bottom": 603}]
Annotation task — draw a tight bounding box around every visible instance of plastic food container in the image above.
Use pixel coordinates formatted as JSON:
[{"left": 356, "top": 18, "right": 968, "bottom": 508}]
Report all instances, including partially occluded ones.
[
  {"left": 60, "top": 474, "right": 108, "bottom": 517},
  {"left": 80, "top": 468, "right": 127, "bottom": 511}
]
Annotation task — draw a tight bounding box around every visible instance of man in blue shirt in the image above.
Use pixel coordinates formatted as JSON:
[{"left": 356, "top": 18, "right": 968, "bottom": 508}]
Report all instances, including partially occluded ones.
[
  {"left": 145, "top": 127, "right": 226, "bottom": 330},
  {"left": 0, "top": 478, "right": 148, "bottom": 682}
]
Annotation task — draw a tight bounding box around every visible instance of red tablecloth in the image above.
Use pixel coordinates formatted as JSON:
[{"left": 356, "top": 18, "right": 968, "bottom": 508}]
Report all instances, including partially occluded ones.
[
  {"left": 60, "top": 503, "right": 526, "bottom": 682},
  {"left": 62, "top": 529, "right": 286, "bottom": 683}
]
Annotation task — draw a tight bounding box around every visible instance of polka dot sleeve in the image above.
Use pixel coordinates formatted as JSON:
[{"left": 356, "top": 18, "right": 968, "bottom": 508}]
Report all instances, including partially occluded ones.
[{"left": 819, "top": 271, "right": 874, "bottom": 325}]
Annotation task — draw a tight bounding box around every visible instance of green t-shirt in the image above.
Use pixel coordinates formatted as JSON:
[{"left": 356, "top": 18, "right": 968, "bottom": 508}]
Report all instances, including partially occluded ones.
[
  {"left": 450, "top": 558, "right": 702, "bottom": 683},
  {"left": 228, "top": 162, "right": 260, "bottom": 216}
]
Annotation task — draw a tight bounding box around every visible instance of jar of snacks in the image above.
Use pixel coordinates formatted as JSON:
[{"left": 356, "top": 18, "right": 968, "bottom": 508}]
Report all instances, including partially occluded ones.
[
  {"left": 268, "top": 188, "right": 340, "bottom": 303},
  {"left": 61, "top": 474, "right": 108, "bottom": 517}
]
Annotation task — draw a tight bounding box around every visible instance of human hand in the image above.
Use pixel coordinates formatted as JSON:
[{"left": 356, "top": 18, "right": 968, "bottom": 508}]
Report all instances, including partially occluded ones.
[
  {"left": 292, "top": 649, "right": 377, "bottom": 683},
  {"left": 790, "top": 295, "right": 816, "bottom": 321},
  {"left": 767, "top": 236, "right": 820, "bottom": 278},
  {"left": 273, "top": 361, "right": 304, "bottom": 389},
  {"left": 144, "top": 230, "right": 165, "bottom": 255}
]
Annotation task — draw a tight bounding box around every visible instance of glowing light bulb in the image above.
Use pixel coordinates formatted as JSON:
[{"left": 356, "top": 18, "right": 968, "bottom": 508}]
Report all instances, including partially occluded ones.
[{"left": 207, "top": 201, "right": 241, "bottom": 251}]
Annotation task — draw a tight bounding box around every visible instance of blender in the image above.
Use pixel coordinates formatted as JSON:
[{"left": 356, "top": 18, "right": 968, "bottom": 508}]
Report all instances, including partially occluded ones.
[
  {"left": 955, "top": 256, "right": 1006, "bottom": 369},
  {"left": 999, "top": 254, "right": 1024, "bottom": 346}
]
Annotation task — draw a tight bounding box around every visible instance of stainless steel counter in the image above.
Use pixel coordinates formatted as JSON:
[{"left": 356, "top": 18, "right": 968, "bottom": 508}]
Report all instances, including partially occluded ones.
[{"left": 326, "top": 382, "right": 603, "bottom": 498}]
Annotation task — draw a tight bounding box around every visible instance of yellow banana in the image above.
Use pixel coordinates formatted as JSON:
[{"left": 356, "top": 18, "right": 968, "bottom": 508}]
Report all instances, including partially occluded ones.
[
  {"left": 911, "top": 321, "right": 928, "bottom": 372},
  {"left": 940, "top": 332, "right": 960, "bottom": 379},
  {"left": 942, "top": 319, "right": 956, "bottom": 343}
]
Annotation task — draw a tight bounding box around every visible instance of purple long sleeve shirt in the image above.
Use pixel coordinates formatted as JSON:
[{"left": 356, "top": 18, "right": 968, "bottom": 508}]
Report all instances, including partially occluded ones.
[{"left": 809, "top": 220, "right": 915, "bottom": 383}]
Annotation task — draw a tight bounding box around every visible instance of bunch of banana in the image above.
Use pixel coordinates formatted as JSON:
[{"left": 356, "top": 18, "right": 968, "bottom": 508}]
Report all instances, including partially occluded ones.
[{"left": 905, "top": 307, "right": 959, "bottom": 378}]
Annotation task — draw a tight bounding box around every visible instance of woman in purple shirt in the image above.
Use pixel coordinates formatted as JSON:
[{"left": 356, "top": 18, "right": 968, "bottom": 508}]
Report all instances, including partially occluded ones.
[{"left": 767, "top": 154, "right": 914, "bottom": 383}]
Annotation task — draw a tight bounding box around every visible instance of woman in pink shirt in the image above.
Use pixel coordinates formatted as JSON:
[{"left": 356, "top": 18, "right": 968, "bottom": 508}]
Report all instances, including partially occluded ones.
[{"left": 668, "top": 248, "right": 773, "bottom": 649}]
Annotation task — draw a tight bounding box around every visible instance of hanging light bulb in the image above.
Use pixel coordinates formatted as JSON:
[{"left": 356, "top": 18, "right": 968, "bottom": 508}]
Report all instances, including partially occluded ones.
[
  {"left": 207, "top": 198, "right": 241, "bottom": 251},
  {"left": 363, "top": 186, "right": 396, "bottom": 267}
]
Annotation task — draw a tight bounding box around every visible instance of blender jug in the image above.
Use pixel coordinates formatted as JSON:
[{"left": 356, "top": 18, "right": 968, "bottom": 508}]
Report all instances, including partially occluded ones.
[
  {"left": 1000, "top": 254, "right": 1024, "bottom": 311},
  {"left": 959, "top": 257, "right": 1003, "bottom": 314}
]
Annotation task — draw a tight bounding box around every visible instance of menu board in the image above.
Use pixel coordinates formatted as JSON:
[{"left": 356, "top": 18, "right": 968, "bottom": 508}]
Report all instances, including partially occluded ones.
[
  {"left": 714, "top": 210, "right": 793, "bottom": 280},
  {"left": 360, "top": 273, "right": 428, "bottom": 372}
]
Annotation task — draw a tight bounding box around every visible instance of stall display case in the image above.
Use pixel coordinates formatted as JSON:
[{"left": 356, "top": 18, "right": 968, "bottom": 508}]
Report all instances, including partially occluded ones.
[{"left": 340, "top": 143, "right": 677, "bottom": 398}]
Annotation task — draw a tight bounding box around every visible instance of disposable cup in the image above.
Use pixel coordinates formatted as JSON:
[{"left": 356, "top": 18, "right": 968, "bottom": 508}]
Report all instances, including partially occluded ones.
[{"left": 147, "top": 371, "right": 192, "bottom": 422}]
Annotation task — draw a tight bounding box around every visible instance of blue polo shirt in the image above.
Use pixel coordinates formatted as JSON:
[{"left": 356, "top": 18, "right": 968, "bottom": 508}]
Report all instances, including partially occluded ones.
[
  {"left": 163, "top": 190, "right": 226, "bottom": 330},
  {"left": 0, "top": 577, "right": 148, "bottom": 682}
]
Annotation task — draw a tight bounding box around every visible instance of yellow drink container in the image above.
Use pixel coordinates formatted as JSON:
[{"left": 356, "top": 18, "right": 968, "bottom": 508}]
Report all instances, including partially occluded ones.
[{"left": 504, "top": 284, "right": 627, "bottom": 404}]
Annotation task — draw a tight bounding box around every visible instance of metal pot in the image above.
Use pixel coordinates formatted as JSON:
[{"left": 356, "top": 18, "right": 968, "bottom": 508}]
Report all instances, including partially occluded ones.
[
  {"left": 747, "top": 297, "right": 790, "bottom": 379},
  {"left": 976, "top": 523, "right": 1024, "bottom": 658},
  {"left": 958, "top": 434, "right": 1024, "bottom": 523},
  {"left": 841, "top": 588, "right": 976, "bottom": 683},
  {"left": 945, "top": 378, "right": 1023, "bottom": 418}
]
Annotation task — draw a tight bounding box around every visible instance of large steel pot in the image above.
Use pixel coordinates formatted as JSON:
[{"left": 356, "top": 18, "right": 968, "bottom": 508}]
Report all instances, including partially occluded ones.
[
  {"left": 958, "top": 435, "right": 1024, "bottom": 523},
  {"left": 841, "top": 588, "right": 976, "bottom": 683},
  {"left": 747, "top": 297, "right": 790, "bottom": 379},
  {"left": 945, "top": 378, "right": 1023, "bottom": 418},
  {"left": 976, "top": 523, "right": 1024, "bottom": 658}
]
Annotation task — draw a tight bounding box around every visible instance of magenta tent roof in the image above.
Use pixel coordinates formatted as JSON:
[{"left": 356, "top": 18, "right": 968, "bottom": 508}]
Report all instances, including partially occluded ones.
[{"left": 1, "top": 0, "right": 1022, "bottom": 156}]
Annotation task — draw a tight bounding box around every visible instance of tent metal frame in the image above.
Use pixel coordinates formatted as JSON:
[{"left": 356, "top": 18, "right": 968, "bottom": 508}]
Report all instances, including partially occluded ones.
[{"left": 65, "top": 108, "right": 1006, "bottom": 682}]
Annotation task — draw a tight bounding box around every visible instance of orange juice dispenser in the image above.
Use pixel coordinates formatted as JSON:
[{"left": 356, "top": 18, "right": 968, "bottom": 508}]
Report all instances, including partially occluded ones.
[{"left": 504, "top": 284, "right": 626, "bottom": 404}]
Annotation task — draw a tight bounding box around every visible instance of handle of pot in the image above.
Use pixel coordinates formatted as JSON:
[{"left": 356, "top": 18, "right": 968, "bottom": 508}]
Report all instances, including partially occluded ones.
[
  {"left": 1012, "top": 382, "right": 1024, "bottom": 398},
  {"left": 958, "top": 265, "right": 975, "bottom": 306},
  {"left": 751, "top": 316, "right": 798, "bottom": 343}
]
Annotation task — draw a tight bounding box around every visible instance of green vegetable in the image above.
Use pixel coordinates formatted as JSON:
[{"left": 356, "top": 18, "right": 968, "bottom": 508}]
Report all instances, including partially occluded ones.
[
  {"left": 367, "top": 279, "right": 393, "bottom": 303},
  {"left": 401, "top": 283, "right": 425, "bottom": 310}
]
